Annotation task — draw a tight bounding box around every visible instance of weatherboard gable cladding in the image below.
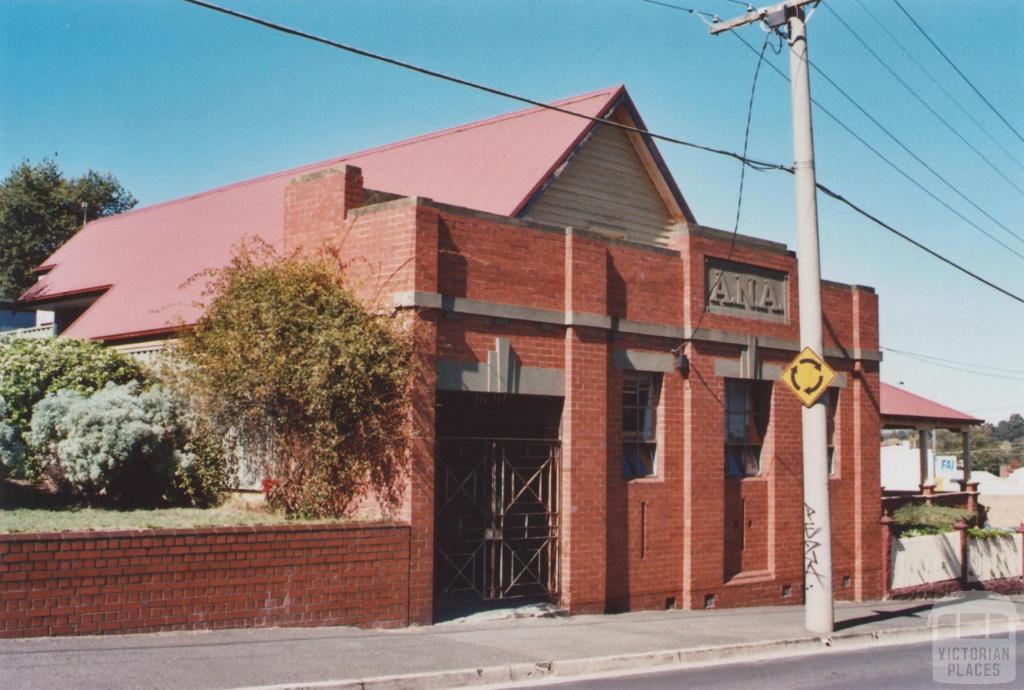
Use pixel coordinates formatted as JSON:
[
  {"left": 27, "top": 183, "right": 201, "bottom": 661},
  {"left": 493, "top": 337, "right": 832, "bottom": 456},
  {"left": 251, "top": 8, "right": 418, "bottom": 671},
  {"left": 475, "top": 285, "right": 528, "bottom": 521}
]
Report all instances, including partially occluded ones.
[{"left": 523, "top": 116, "right": 677, "bottom": 245}]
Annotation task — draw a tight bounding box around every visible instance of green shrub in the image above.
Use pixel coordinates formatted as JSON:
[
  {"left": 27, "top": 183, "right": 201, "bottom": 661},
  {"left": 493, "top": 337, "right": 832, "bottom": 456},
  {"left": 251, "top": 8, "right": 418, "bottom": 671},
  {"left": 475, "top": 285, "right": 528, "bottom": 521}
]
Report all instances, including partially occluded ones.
[
  {"left": 899, "top": 525, "right": 949, "bottom": 538},
  {"left": 967, "top": 527, "right": 1015, "bottom": 539},
  {"left": 27, "top": 382, "right": 187, "bottom": 506},
  {"left": 173, "top": 422, "right": 230, "bottom": 508},
  {"left": 0, "top": 396, "right": 24, "bottom": 474},
  {"left": 172, "top": 242, "right": 411, "bottom": 518},
  {"left": 0, "top": 337, "right": 145, "bottom": 477},
  {"left": 892, "top": 503, "right": 975, "bottom": 535}
]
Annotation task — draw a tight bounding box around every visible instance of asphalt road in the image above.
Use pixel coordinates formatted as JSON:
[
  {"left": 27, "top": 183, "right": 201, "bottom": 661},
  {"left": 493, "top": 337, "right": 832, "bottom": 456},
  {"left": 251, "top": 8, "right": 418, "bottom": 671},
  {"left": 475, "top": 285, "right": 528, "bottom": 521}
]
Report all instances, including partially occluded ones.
[{"left": 506, "top": 637, "right": 1024, "bottom": 690}]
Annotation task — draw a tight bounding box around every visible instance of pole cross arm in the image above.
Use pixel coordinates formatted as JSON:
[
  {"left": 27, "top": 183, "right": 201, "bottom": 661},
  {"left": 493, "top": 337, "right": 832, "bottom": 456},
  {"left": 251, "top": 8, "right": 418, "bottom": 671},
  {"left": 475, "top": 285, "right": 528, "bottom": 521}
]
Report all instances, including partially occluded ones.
[{"left": 709, "top": 0, "right": 818, "bottom": 34}]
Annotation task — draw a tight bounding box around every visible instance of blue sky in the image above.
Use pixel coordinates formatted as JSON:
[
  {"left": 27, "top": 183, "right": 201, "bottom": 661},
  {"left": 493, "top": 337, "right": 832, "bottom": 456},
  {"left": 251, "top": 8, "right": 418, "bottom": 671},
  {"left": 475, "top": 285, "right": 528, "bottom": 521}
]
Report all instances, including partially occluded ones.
[{"left": 2, "top": 0, "right": 1022, "bottom": 420}]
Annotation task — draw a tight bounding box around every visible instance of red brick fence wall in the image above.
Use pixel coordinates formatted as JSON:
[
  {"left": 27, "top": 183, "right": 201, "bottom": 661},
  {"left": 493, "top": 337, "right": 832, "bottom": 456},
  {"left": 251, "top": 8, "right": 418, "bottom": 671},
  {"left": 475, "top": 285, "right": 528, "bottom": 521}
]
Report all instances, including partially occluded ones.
[{"left": 0, "top": 523, "right": 411, "bottom": 638}]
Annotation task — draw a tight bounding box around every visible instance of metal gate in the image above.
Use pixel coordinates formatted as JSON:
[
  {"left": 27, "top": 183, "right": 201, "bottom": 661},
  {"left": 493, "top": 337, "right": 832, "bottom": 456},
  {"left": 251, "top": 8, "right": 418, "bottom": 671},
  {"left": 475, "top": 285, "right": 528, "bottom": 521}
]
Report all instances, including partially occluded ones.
[{"left": 435, "top": 437, "right": 560, "bottom": 606}]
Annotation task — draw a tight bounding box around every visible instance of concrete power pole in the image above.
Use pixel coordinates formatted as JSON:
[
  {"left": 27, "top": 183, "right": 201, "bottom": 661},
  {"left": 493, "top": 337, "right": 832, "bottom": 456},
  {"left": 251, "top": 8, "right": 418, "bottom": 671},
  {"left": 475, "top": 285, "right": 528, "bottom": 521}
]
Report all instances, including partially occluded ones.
[{"left": 711, "top": 0, "right": 834, "bottom": 637}]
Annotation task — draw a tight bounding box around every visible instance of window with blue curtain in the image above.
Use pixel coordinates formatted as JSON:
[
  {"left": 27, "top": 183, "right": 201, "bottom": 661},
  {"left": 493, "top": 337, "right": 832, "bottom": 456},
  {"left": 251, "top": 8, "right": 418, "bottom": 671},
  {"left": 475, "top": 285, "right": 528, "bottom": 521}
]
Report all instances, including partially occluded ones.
[
  {"left": 623, "top": 371, "right": 659, "bottom": 478},
  {"left": 725, "top": 379, "right": 772, "bottom": 477}
]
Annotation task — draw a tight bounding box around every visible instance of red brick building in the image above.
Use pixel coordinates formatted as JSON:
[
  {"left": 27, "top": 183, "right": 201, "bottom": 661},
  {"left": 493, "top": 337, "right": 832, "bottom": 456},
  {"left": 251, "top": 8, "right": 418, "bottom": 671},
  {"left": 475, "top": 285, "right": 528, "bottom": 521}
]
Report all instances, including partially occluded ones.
[{"left": 22, "top": 85, "right": 882, "bottom": 623}]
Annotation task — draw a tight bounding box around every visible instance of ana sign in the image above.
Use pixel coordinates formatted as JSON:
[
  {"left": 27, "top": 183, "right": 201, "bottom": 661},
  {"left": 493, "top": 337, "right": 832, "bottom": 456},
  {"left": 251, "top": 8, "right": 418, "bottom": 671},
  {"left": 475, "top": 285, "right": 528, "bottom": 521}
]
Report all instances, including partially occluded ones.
[{"left": 705, "top": 258, "right": 788, "bottom": 322}]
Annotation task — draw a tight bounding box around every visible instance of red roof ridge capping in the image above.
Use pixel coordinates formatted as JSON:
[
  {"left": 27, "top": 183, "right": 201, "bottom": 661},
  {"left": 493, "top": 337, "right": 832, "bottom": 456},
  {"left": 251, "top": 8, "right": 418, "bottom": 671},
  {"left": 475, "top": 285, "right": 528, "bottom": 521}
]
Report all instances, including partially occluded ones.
[
  {"left": 81, "top": 85, "right": 626, "bottom": 229},
  {"left": 880, "top": 382, "right": 983, "bottom": 424}
]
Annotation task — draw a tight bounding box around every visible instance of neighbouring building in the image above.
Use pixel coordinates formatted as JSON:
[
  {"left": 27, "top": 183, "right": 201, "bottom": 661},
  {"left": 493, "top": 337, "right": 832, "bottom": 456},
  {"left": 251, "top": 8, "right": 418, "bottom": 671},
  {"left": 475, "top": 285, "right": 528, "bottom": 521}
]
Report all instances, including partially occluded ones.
[
  {"left": 880, "top": 383, "right": 983, "bottom": 494},
  {"left": 19, "top": 85, "right": 884, "bottom": 622},
  {"left": 0, "top": 300, "right": 36, "bottom": 332}
]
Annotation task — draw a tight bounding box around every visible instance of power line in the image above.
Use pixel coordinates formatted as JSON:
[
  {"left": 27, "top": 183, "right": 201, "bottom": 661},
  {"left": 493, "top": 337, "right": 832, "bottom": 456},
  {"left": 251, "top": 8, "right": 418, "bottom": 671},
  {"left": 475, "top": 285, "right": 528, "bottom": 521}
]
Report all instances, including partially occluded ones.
[
  {"left": 851, "top": 0, "right": 1024, "bottom": 173},
  {"left": 814, "top": 179, "right": 1024, "bottom": 306},
  {"left": 892, "top": 0, "right": 1024, "bottom": 146},
  {"left": 881, "top": 349, "right": 1024, "bottom": 382},
  {"left": 882, "top": 346, "right": 1024, "bottom": 375},
  {"left": 803, "top": 48, "right": 1024, "bottom": 251},
  {"left": 186, "top": 0, "right": 1024, "bottom": 307},
  {"left": 180, "top": 0, "right": 787, "bottom": 174},
  {"left": 725, "top": 28, "right": 1024, "bottom": 263},
  {"left": 730, "top": 31, "right": 776, "bottom": 236},
  {"left": 649, "top": 0, "right": 1024, "bottom": 265},
  {"left": 695, "top": 29, "right": 774, "bottom": 336},
  {"left": 824, "top": 2, "right": 1024, "bottom": 199},
  {"left": 640, "top": 0, "right": 718, "bottom": 19}
]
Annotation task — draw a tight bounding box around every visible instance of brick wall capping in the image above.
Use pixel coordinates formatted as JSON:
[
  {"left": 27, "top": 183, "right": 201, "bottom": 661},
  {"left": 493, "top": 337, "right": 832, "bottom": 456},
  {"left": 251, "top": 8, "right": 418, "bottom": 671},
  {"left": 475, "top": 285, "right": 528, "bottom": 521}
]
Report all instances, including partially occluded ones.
[
  {"left": 821, "top": 278, "right": 877, "bottom": 294},
  {"left": 671, "top": 223, "right": 793, "bottom": 257},
  {"left": 0, "top": 520, "right": 408, "bottom": 542},
  {"left": 349, "top": 194, "right": 683, "bottom": 257},
  {"left": 287, "top": 164, "right": 363, "bottom": 186},
  {"left": 671, "top": 224, "right": 877, "bottom": 297}
]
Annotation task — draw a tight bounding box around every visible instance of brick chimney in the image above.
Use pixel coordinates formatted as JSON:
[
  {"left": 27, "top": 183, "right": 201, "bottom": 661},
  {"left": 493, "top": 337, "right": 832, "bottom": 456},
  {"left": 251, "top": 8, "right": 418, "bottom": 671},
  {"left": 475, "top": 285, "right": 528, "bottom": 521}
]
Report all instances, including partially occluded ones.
[{"left": 284, "top": 165, "right": 364, "bottom": 255}]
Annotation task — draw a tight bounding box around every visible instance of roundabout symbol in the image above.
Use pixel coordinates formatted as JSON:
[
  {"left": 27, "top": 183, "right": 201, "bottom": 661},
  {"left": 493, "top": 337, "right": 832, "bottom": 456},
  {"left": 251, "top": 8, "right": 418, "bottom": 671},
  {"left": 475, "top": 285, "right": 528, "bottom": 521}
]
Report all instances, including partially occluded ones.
[{"left": 781, "top": 346, "right": 836, "bottom": 407}]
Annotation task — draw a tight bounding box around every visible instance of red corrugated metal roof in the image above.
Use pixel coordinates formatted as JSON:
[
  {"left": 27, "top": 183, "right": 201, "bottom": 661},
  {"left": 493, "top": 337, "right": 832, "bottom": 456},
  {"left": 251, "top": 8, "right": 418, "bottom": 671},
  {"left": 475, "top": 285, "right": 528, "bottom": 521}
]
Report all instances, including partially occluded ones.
[
  {"left": 22, "top": 86, "right": 636, "bottom": 341},
  {"left": 880, "top": 382, "right": 983, "bottom": 425}
]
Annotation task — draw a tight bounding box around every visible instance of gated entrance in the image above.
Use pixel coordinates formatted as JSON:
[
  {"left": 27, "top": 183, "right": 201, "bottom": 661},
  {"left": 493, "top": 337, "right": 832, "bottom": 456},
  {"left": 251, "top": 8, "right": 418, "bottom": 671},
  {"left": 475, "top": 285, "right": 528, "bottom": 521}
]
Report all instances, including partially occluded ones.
[{"left": 434, "top": 393, "right": 562, "bottom": 616}]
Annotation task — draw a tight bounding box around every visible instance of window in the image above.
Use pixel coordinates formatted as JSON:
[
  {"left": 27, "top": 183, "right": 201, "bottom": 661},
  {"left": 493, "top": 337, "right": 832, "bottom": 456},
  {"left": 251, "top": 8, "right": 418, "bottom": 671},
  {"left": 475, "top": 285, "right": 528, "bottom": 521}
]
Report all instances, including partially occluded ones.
[
  {"left": 826, "top": 388, "right": 839, "bottom": 475},
  {"left": 725, "top": 380, "right": 772, "bottom": 477},
  {"left": 623, "top": 372, "right": 659, "bottom": 478}
]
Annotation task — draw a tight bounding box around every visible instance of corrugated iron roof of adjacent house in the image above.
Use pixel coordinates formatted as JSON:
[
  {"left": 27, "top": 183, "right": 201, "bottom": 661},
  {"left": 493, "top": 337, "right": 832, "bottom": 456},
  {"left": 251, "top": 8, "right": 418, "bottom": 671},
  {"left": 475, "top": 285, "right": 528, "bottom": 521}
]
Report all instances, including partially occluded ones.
[
  {"left": 21, "top": 85, "right": 692, "bottom": 342},
  {"left": 880, "top": 382, "right": 983, "bottom": 427}
]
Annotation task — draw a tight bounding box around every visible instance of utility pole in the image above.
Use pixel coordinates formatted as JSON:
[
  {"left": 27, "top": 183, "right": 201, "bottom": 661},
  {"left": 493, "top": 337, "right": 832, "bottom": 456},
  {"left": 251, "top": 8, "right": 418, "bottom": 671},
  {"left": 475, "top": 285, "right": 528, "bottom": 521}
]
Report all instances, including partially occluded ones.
[{"left": 711, "top": 0, "right": 834, "bottom": 637}]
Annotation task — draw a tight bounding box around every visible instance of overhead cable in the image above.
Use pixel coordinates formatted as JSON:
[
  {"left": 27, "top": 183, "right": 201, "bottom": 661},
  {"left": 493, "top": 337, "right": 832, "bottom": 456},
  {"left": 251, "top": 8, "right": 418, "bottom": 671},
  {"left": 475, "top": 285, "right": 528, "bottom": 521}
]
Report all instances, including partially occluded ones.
[
  {"left": 184, "top": 0, "right": 1024, "bottom": 306},
  {"left": 882, "top": 350, "right": 1024, "bottom": 383},
  {"left": 825, "top": 2, "right": 1024, "bottom": 198},
  {"left": 851, "top": 0, "right": 1024, "bottom": 172},
  {"left": 814, "top": 180, "right": 1024, "bottom": 306},
  {"left": 726, "top": 28, "right": 1024, "bottom": 262},
  {"left": 892, "top": 0, "right": 1024, "bottom": 146},
  {"left": 181, "top": 0, "right": 787, "bottom": 173},
  {"left": 882, "top": 346, "right": 1024, "bottom": 376},
  {"left": 804, "top": 48, "right": 1024, "bottom": 250},
  {"left": 694, "top": 30, "right": 774, "bottom": 336}
]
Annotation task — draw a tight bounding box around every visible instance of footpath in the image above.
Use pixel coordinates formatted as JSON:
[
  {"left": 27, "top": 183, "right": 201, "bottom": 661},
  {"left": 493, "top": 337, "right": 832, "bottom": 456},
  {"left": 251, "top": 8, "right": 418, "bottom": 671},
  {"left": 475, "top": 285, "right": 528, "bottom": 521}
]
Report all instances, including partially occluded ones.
[{"left": 2, "top": 596, "right": 1022, "bottom": 690}]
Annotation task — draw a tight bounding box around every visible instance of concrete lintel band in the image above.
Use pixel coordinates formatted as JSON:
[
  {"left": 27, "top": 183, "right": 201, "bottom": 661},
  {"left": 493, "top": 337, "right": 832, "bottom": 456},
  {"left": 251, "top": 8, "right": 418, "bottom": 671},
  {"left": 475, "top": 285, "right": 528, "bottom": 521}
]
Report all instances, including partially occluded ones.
[
  {"left": 612, "top": 349, "right": 677, "bottom": 373},
  {"left": 437, "top": 359, "right": 564, "bottom": 396},
  {"left": 392, "top": 290, "right": 883, "bottom": 362},
  {"left": 437, "top": 336, "right": 564, "bottom": 395}
]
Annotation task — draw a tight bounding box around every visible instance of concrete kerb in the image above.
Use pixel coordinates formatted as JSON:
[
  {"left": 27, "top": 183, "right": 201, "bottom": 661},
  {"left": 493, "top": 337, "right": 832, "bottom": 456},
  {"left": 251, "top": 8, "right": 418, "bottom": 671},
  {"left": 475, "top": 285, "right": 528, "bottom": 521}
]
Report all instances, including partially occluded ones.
[{"left": 228, "top": 616, "right": 1024, "bottom": 690}]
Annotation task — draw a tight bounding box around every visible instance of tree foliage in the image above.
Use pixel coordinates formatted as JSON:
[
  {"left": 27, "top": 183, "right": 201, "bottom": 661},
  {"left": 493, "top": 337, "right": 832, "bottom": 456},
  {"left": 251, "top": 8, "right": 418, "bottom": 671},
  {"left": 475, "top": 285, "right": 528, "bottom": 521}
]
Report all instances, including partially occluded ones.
[
  {"left": 172, "top": 243, "right": 412, "bottom": 518},
  {"left": 935, "top": 414, "right": 1024, "bottom": 475},
  {"left": 993, "top": 414, "right": 1024, "bottom": 442},
  {"left": 173, "top": 419, "right": 230, "bottom": 508},
  {"left": 0, "top": 158, "right": 136, "bottom": 299}
]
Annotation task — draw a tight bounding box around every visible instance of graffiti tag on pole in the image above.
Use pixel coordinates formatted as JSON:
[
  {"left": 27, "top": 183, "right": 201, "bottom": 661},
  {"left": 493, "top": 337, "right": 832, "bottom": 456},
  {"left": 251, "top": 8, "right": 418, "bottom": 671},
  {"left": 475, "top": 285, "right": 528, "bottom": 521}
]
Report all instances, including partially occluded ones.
[{"left": 804, "top": 502, "right": 825, "bottom": 588}]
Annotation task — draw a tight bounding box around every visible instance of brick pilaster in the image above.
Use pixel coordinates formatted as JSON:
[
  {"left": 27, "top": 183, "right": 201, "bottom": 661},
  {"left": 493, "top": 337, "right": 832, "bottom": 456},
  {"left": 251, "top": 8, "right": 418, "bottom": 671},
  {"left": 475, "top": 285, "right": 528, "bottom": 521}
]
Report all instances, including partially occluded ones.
[
  {"left": 406, "top": 312, "right": 437, "bottom": 625},
  {"left": 561, "top": 229, "right": 609, "bottom": 613},
  {"left": 851, "top": 288, "right": 882, "bottom": 600}
]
